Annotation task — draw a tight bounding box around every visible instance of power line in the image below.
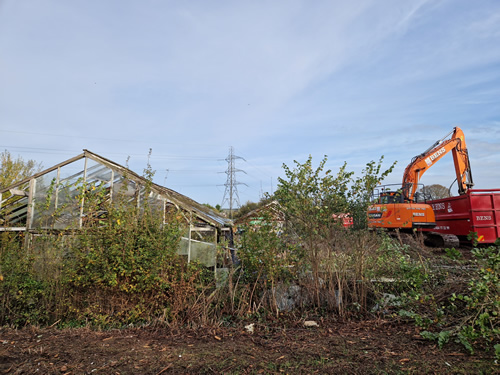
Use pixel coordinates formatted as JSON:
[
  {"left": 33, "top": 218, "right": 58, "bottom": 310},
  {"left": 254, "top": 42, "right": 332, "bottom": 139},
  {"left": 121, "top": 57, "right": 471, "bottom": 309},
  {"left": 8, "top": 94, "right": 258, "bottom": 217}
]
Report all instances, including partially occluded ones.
[
  {"left": 220, "top": 146, "right": 247, "bottom": 219},
  {"left": 0, "top": 145, "right": 221, "bottom": 161}
]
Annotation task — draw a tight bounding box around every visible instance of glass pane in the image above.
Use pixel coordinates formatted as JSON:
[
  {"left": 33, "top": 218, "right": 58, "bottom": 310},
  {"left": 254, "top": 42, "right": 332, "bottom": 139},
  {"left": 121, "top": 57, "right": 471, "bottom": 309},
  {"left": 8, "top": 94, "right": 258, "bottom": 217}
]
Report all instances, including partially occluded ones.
[
  {"left": 190, "top": 240, "right": 216, "bottom": 267},
  {"left": 1, "top": 194, "right": 29, "bottom": 226},
  {"left": 178, "top": 237, "right": 189, "bottom": 255},
  {"left": 177, "top": 237, "right": 216, "bottom": 267},
  {"left": 112, "top": 174, "right": 138, "bottom": 204},
  {"left": 32, "top": 169, "right": 59, "bottom": 228},
  {"left": 45, "top": 159, "right": 86, "bottom": 230},
  {"left": 191, "top": 226, "right": 216, "bottom": 243}
]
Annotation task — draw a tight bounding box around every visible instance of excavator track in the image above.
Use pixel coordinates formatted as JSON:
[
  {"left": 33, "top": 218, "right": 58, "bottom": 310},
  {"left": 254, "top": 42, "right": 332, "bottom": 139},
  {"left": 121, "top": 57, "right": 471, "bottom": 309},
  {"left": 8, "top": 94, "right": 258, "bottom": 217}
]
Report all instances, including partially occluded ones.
[{"left": 423, "top": 232, "right": 460, "bottom": 248}]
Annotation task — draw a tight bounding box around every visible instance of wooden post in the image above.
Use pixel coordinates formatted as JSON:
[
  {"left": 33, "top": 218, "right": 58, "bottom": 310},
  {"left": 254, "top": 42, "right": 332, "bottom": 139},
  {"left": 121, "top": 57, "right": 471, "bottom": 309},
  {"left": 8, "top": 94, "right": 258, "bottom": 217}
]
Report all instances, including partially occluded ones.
[{"left": 24, "top": 178, "right": 36, "bottom": 250}]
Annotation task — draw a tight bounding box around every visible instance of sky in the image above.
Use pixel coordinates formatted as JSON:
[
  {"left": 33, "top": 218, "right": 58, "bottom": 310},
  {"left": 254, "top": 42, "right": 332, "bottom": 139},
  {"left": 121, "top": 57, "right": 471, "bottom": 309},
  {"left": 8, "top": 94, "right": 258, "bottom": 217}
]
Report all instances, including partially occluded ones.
[{"left": 1, "top": 0, "right": 499, "bottom": 207}]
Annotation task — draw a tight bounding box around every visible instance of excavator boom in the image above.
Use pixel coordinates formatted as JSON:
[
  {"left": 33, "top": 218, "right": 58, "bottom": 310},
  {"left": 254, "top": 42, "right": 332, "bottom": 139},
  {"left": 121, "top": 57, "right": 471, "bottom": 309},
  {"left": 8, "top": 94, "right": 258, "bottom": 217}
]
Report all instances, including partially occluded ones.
[{"left": 401, "top": 127, "right": 473, "bottom": 201}]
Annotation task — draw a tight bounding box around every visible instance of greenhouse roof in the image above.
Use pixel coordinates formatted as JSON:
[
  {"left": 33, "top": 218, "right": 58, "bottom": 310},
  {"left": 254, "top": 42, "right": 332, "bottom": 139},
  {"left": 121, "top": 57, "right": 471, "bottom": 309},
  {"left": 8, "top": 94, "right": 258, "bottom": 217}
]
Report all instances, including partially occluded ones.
[{"left": 0, "top": 149, "right": 232, "bottom": 230}]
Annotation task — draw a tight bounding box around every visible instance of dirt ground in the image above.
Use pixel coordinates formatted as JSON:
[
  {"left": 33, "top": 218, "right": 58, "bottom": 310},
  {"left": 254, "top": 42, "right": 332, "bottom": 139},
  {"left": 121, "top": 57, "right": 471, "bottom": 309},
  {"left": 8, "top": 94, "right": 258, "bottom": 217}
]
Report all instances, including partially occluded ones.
[{"left": 0, "top": 318, "right": 496, "bottom": 374}]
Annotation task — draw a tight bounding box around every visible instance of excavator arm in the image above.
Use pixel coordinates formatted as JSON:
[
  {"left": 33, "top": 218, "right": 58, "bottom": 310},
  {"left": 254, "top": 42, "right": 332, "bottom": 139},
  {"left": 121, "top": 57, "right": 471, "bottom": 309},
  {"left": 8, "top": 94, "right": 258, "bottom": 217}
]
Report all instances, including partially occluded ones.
[{"left": 401, "top": 127, "right": 474, "bottom": 201}]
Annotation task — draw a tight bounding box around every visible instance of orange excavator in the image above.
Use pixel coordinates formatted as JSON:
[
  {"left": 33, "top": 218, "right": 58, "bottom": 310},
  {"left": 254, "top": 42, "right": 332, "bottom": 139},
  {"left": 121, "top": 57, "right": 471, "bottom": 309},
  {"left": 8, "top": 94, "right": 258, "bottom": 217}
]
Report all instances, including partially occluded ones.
[{"left": 368, "top": 127, "right": 474, "bottom": 234}]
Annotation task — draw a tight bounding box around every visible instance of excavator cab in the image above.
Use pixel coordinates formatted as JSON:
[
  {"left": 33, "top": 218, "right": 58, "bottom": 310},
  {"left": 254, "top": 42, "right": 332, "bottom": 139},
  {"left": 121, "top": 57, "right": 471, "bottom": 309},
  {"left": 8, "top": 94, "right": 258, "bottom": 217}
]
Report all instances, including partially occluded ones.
[{"left": 378, "top": 191, "right": 404, "bottom": 204}]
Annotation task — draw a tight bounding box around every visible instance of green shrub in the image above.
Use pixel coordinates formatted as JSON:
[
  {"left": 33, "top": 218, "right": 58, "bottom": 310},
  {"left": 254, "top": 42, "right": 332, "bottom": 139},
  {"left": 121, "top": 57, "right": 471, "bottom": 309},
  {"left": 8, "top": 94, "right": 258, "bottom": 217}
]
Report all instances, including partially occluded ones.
[
  {"left": 60, "top": 197, "right": 200, "bottom": 326},
  {"left": 236, "top": 213, "right": 303, "bottom": 314},
  {"left": 269, "top": 155, "right": 395, "bottom": 314},
  {"left": 0, "top": 233, "right": 52, "bottom": 326},
  {"left": 0, "top": 169, "right": 216, "bottom": 328}
]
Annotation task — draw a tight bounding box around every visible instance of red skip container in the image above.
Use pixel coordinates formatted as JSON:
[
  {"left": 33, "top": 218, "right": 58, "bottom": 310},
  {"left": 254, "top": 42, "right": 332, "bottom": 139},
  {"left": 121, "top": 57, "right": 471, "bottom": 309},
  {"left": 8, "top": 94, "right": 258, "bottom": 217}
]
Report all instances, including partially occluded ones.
[{"left": 424, "top": 189, "right": 500, "bottom": 244}]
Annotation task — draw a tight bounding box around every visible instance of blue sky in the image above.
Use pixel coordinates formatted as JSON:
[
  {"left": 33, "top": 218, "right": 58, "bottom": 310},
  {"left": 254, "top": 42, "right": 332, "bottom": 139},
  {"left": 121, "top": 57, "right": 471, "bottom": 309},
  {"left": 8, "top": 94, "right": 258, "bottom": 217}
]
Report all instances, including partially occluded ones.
[{"left": 1, "top": 0, "right": 499, "bottom": 207}]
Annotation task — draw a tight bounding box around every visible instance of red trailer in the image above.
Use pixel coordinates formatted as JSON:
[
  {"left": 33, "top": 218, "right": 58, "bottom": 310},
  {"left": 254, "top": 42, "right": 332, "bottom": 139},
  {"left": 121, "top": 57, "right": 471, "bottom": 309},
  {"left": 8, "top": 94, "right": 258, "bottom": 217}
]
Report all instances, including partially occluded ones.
[{"left": 424, "top": 189, "right": 500, "bottom": 244}]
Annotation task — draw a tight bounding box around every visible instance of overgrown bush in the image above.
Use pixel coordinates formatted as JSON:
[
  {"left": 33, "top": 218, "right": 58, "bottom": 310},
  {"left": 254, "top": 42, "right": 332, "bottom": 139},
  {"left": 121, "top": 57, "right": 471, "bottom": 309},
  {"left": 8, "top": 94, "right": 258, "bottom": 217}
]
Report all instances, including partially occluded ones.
[
  {"left": 234, "top": 212, "right": 303, "bottom": 315},
  {"left": 63, "top": 201, "right": 193, "bottom": 326},
  {"left": 0, "top": 168, "right": 217, "bottom": 328},
  {"left": 270, "top": 155, "right": 395, "bottom": 314},
  {"left": 0, "top": 232, "right": 52, "bottom": 326}
]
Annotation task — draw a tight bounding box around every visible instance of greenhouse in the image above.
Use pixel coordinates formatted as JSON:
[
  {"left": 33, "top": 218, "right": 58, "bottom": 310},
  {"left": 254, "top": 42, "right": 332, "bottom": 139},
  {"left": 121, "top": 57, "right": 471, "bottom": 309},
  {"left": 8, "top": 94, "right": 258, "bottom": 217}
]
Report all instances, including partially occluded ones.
[{"left": 0, "top": 149, "right": 232, "bottom": 268}]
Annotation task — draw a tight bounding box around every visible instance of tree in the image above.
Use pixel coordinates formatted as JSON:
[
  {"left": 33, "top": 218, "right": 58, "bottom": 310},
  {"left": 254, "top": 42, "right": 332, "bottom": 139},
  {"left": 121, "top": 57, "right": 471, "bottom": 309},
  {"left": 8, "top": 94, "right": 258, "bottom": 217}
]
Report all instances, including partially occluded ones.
[
  {"left": 0, "top": 150, "right": 43, "bottom": 189},
  {"left": 273, "top": 155, "right": 395, "bottom": 307},
  {"left": 420, "top": 184, "right": 451, "bottom": 200},
  {"left": 274, "top": 155, "right": 394, "bottom": 235}
]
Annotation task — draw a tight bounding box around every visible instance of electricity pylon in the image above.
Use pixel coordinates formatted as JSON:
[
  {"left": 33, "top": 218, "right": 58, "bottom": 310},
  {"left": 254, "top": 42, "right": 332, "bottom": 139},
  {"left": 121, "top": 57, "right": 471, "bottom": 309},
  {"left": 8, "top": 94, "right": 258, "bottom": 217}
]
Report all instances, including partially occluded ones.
[{"left": 220, "top": 146, "right": 247, "bottom": 219}]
